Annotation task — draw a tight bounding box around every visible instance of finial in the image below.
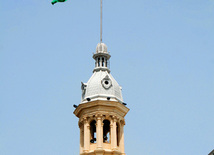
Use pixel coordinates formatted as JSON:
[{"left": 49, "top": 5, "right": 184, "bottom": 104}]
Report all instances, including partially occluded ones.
[{"left": 100, "top": 0, "right": 103, "bottom": 43}]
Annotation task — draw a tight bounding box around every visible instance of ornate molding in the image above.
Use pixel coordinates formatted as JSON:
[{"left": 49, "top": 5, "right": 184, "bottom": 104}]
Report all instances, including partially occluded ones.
[
  {"left": 101, "top": 75, "right": 112, "bottom": 89},
  {"left": 74, "top": 100, "right": 129, "bottom": 119}
]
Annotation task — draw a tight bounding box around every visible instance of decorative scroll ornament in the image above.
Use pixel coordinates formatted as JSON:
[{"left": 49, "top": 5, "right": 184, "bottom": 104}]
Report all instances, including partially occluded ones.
[
  {"left": 101, "top": 75, "right": 112, "bottom": 89},
  {"left": 81, "top": 82, "right": 87, "bottom": 99}
]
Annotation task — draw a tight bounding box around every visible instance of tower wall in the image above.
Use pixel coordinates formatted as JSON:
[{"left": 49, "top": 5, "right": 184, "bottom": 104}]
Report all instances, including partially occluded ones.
[{"left": 74, "top": 100, "right": 129, "bottom": 155}]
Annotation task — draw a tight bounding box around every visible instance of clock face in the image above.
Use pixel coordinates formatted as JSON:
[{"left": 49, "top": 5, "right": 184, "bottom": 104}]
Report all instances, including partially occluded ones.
[{"left": 101, "top": 75, "right": 112, "bottom": 89}]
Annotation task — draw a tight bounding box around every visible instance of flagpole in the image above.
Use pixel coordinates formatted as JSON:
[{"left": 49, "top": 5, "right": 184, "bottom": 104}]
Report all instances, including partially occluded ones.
[{"left": 100, "top": 0, "right": 102, "bottom": 43}]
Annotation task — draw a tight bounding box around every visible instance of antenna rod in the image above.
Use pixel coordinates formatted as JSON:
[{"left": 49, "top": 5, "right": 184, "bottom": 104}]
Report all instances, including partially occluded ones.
[{"left": 100, "top": 0, "right": 102, "bottom": 43}]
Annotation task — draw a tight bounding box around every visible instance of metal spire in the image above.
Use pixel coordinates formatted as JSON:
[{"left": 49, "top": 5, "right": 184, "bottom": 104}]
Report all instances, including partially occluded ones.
[{"left": 100, "top": 0, "right": 103, "bottom": 43}]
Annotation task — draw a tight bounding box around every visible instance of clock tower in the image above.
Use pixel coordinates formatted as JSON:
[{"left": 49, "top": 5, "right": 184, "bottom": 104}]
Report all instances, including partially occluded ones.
[{"left": 73, "top": 42, "right": 129, "bottom": 155}]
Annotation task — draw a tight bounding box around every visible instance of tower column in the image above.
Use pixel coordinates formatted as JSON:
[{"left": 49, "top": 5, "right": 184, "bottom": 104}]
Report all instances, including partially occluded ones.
[
  {"left": 96, "top": 57, "right": 98, "bottom": 67},
  {"left": 120, "top": 121, "right": 125, "bottom": 155},
  {"left": 110, "top": 116, "right": 117, "bottom": 150},
  {"left": 83, "top": 117, "right": 90, "bottom": 152},
  {"left": 79, "top": 123, "right": 84, "bottom": 154},
  {"left": 96, "top": 114, "right": 103, "bottom": 149}
]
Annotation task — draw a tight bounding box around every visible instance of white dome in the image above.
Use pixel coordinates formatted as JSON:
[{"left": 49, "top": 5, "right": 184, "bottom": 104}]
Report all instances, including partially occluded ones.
[
  {"left": 81, "top": 70, "right": 123, "bottom": 103},
  {"left": 96, "top": 43, "right": 108, "bottom": 53}
]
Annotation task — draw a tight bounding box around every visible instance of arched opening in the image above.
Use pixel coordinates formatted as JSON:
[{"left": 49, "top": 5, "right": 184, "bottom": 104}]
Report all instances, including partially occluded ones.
[
  {"left": 103, "top": 120, "right": 110, "bottom": 143},
  {"left": 102, "top": 58, "right": 104, "bottom": 67},
  {"left": 98, "top": 58, "right": 100, "bottom": 67},
  {"left": 117, "top": 123, "right": 120, "bottom": 146},
  {"left": 90, "top": 120, "right": 96, "bottom": 143}
]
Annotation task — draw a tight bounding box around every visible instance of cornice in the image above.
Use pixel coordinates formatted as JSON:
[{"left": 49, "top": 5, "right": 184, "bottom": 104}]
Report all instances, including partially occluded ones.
[{"left": 73, "top": 100, "right": 129, "bottom": 119}]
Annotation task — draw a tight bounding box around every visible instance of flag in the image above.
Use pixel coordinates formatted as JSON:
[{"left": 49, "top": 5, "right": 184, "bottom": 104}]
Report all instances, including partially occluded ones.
[{"left": 51, "top": 0, "right": 67, "bottom": 5}]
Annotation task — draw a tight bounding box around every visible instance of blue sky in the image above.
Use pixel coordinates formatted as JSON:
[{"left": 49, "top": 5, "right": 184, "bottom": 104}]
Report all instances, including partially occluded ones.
[{"left": 1, "top": 0, "right": 214, "bottom": 155}]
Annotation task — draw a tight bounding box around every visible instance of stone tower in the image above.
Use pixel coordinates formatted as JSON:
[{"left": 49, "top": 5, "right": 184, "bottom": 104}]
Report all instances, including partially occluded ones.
[{"left": 74, "top": 43, "right": 129, "bottom": 155}]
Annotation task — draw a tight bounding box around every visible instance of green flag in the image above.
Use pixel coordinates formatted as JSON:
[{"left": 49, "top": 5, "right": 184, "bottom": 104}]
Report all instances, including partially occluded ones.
[{"left": 51, "top": 0, "right": 67, "bottom": 5}]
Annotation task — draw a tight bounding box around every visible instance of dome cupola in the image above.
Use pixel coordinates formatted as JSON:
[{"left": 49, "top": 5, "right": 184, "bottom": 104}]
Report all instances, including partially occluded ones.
[
  {"left": 96, "top": 42, "right": 108, "bottom": 53},
  {"left": 93, "top": 43, "right": 111, "bottom": 73},
  {"left": 81, "top": 43, "right": 123, "bottom": 103}
]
